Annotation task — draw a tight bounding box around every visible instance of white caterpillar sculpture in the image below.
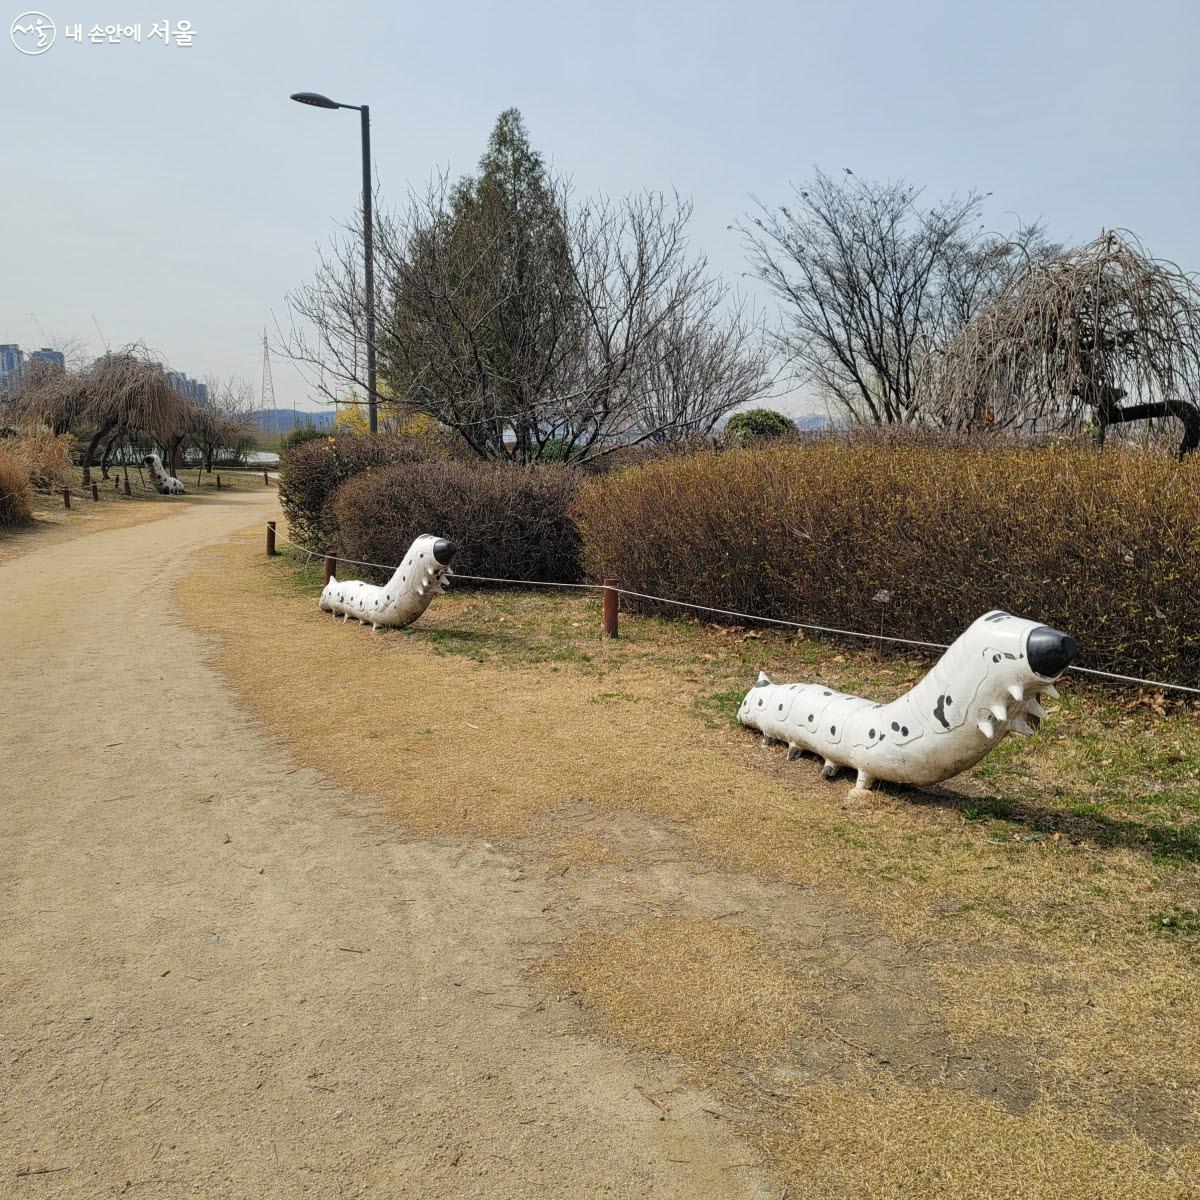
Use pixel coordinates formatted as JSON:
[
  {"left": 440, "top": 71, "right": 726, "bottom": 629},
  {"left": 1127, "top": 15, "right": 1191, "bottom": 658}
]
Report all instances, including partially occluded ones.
[
  {"left": 143, "top": 453, "right": 186, "bottom": 495},
  {"left": 319, "top": 534, "right": 457, "bottom": 630},
  {"left": 738, "top": 611, "right": 1077, "bottom": 795}
]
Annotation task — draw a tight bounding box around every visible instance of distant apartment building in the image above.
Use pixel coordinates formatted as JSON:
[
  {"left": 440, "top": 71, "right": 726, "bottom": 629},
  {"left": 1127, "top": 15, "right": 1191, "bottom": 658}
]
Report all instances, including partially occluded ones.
[
  {"left": 0, "top": 344, "right": 23, "bottom": 401},
  {"left": 0, "top": 343, "right": 23, "bottom": 380},
  {"left": 168, "top": 370, "right": 210, "bottom": 405},
  {"left": 29, "top": 347, "right": 65, "bottom": 371},
  {"left": 2, "top": 345, "right": 64, "bottom": 390}
]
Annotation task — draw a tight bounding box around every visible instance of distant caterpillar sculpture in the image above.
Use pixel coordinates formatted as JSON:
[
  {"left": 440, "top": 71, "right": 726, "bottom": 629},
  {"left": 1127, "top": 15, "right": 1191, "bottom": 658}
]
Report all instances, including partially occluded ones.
[
  {"left": 143, "top": 454, "right": 186, "bottom": 495},
  {"left": 738, "top": 611, "right": 1077, "bottom": 795},
  {"left": 319, "top": 535, "right": 457, "bottom": 630}
]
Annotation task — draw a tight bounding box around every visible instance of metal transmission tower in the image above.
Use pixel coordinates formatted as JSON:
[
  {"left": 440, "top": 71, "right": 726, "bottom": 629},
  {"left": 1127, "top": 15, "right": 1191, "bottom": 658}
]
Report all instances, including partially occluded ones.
[{"left": 259, "top": 330, "right": 281, "bottom": 434}]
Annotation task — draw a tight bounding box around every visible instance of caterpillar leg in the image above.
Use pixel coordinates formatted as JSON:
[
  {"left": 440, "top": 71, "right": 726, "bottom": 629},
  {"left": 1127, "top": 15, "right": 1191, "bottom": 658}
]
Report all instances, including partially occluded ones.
[
  {"left": 762, "top": 734, "right": 777, "bottom": 747},
  {"left": 821, "top": 758, "right": 839, "bottom": 779},
  {"left": 786, "top": 743, "right": 801, "bottom": 762},
  {"left": 854, "top": 768, "right": 875, "bottom": 791}
]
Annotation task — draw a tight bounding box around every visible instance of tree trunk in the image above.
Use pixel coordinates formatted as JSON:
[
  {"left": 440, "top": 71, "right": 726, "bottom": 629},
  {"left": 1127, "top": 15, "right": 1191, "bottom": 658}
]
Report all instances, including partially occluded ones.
[
  {"left": 1106, "top": 400, "right": 1200, "bottom": 459},
  {"left": 84, "top": 421, "right": 117, "bottom": 479},
  {"left": 100, "top": 434, "right": 120, "bottom": 480}
]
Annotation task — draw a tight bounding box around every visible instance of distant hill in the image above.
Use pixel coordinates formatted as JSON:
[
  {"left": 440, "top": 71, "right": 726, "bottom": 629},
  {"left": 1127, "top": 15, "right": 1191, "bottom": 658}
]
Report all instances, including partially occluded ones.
[
  {"left": 250, "top": 409, "right": 335, "bottom": 434},
  {"left": 796, "top": 414, "right": 834, "bottom": 431}
]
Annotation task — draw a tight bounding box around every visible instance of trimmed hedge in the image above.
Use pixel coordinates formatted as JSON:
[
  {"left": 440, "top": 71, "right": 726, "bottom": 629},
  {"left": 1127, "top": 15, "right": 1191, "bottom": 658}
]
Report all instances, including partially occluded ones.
[
  {"left": 576, "top": 443, "right": 1200, "bottom": 686},
  {"left": 278, "top": 432, "right": 455, "bottom": 549},
  {"left": 334, "top": 460, "right": 582, "bottom": 584}
]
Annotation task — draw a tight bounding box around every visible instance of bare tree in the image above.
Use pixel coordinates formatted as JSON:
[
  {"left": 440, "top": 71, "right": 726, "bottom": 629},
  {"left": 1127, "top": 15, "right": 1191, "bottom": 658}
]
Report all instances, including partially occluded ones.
[
  {"left": 920, "top": 231, "right": 1200, "bottom": 456},
  {"left": 630, "top": 293, "right": 771, "bottom": 444},
  {"left": 194, "top": 375, "right": 256, "bottom": 471},
  {"left": 742, "top": 169, "right": 1053, "bottom": 424}
]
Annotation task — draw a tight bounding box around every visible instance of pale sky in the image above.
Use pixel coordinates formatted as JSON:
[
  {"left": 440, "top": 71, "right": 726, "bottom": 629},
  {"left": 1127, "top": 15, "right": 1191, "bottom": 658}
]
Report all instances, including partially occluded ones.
[{"left": 3, "top": 0, "right": 1198, "bottom": 413}]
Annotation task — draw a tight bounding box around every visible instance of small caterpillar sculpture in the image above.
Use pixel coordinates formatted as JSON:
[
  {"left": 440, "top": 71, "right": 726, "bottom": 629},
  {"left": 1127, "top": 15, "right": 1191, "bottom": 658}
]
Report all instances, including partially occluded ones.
[
  {"left": 319, "top": 534, "right": 457, "bottom": 630},
  {"left": 143, "top": 454, "right": 186, "bottom": 495},
  {"left": 738, "top": 611, "right": 1077, "bottom": 795}
]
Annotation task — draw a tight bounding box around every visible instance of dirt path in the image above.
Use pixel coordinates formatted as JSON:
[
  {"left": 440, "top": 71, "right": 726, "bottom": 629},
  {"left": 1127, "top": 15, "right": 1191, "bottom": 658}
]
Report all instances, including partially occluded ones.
[{"left": 0, "top": 489, "right": 770, "bottom": 1199}]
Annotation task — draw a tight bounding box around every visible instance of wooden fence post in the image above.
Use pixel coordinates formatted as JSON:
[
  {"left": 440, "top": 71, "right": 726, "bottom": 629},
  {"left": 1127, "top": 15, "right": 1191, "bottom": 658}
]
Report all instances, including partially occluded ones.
[
  {"left": 602, "top": 577, "right": 619, "bottom": 638},
  {"left": 324, "top": 555, "right": 337, "bottom": 585},
  {"left": 216, "top": 473, "right": 222, "bottom": 490},
  {"left": 266, "top": 521, "right": 277, "bottom": 556},
  {"left": 62, "top": 487, "right": 71, "bottom": 509},
  {"left": 263, "top": 470, "right": 269, "bottom": 486},
  {"left": 90, "top": 483, "right": 99, "bottom": 502}
]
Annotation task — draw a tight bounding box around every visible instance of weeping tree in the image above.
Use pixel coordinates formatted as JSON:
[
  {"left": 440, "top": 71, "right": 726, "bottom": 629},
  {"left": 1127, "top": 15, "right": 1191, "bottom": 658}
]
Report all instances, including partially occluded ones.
[
  {"left": 11, "top": 345, "right": 187, "bottom": 480},
  {"left": 921, "top": 232, "right": 1200, "bottom": 456},
  {"left": 12, "top": 356, "right": 85, "bottom": 436}
]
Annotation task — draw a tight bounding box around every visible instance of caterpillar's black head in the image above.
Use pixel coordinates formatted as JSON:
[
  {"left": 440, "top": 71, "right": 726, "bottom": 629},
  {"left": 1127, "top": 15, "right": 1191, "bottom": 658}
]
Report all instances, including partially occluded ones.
[{"left": 1026, "top": 625, "right": 1077, "bottom": 678}]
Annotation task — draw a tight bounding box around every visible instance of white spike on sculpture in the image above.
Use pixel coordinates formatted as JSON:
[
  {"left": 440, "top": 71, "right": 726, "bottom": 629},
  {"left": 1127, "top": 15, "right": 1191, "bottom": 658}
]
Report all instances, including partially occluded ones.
[
  {"left": 738, "top": 611, "right": 1077, "bottom": 795},
  {"left": 319, "top": 535, "right": 457, "bottom": 631},
  {"left": 142, "top": 454, "right": 186, "bottom": 495}
]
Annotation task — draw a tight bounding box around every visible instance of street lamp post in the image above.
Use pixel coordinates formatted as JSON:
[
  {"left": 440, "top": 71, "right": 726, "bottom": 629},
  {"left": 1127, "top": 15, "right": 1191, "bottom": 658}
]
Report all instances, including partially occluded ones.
[{"left": 290, "top": 91, "right": 377, "bottom": 433}]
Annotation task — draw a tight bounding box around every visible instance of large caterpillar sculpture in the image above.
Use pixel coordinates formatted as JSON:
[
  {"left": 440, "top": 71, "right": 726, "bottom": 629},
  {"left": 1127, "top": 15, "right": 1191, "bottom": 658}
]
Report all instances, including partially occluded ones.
[
  {"left": 143, "top": 453, "right": 186, "bottom": 495},
  {"left": 319, "top": 534, "right": 457, "bottom": 630},
  {"left": 738, "top": 611, "right": 1077, "bottom": 795}
]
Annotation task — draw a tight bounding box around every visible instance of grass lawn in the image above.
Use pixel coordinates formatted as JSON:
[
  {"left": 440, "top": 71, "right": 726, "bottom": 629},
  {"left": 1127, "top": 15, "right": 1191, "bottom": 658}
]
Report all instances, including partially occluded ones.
[
  {"left": 177, "top": 529, "right": 1200, "bottom": 1199},
  {"left": 177, "top": 465, "right": 275, "bottom": 493}
]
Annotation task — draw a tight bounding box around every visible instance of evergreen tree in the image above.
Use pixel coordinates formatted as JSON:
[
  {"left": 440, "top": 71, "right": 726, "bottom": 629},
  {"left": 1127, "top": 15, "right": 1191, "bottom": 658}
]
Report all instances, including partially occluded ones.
[{"left": 385, "top": 109, "right": 578, "bottom": 460}]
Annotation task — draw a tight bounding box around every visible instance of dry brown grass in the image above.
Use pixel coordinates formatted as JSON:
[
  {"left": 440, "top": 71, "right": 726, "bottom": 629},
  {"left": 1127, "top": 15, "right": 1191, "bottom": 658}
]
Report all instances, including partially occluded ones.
[
  {"left": 543, "top": 920, "right": 1195, "bottom": 1200},
  {"left": 4, "top": 428, "right": 75, "bottom": 489},
  {"left": 174, "top": 531, "right": 1200, "bottom": 1196},
  {"left": 182, "top": 466, "right": 276, "bottom": 494},
  {"left": 762, "top": 1079, "right": 1192, "bottom": 1200},
  {"left": 0, "top": 448, "right": 32, "bottom": 527},
  {"left": 539, "top": 918, "right": 818, "bottom": 1066}
]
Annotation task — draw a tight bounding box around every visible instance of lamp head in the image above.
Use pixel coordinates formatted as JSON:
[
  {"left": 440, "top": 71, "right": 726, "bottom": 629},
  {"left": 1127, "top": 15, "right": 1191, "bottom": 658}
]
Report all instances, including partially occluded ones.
[{"left": 290, "top": 91, "right": 340, "bottom": 110}]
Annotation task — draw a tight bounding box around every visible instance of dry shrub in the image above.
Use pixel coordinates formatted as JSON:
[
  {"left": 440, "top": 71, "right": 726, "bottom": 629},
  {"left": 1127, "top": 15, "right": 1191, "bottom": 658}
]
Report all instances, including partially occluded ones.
[
  {"left": 6, "top": 427, "right": 75, "bottom": 489},
  {"left": 278, "top": 431, "right": 459, "bottom": 549},
  {"left": 0, "top": 449, "right": 33, "bottom": 526},
  {"left": 580, "top": 435, "right": 717, "bottom": 475},
  {"left": 577, "top": 441, "right": 1200, "bottom": 685},
  {"left": 333, "top": 459, "right": 582, "bottom": 583}
]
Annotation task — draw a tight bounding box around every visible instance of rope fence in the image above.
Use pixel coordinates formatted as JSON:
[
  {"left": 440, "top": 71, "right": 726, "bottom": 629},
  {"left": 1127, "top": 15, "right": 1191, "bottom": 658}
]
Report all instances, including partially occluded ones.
[{"left": 268, "top": 525, "right": 1200, "bottom": 698}]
